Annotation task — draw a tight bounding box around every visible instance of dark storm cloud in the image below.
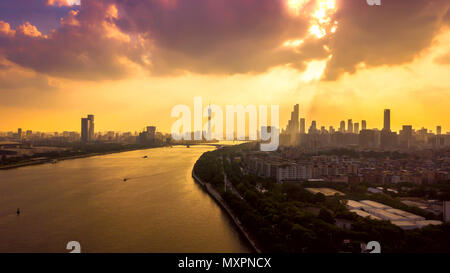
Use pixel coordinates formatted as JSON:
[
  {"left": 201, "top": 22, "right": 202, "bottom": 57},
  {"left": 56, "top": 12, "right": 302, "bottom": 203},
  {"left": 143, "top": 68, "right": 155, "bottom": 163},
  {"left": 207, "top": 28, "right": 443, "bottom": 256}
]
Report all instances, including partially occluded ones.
[
  {"left": 0, "top": 0, "right": 149, "bottom": 80},
  {"left": 0, "top": 0, "right": 448, "bottom": 81},
  {"left": 113, "top": 0, "right": 311, "bottom": 74},
  {"left": 323, "top": 0, "right": 450, "bottom": 80}
]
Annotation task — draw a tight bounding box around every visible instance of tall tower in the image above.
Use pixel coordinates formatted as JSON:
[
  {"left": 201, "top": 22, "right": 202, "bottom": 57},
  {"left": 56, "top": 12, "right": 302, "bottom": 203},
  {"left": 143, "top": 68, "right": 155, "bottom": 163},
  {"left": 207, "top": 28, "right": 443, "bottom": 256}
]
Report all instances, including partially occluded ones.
[
  {"left": 347, "top": 119, "right": 353, "bottom": 133},
  {"left": 383, "top": 109, "right": 391, "bottom": 132},
  {"left": 207, "top": 104, "right": 212, "bottom": 140},
  {"left": 339, "top": 121, "right": 345, "bottom": 132},
  {"left": 361, "top": 120, "right": 367, "bottom": 131},
  {"left": 300, "top": 118, "right": 306, "bottom": 134},
  {"left": 88, "top": 114, "right": 94, "bottom": 141},
  {"left": 354, "top": 123, "right": 359, "bottom": 134},
  {"left": 292, "top": 104, "right": 299, "bottom": 134},
  {"left": 81, "top": 118, "right": 89, "bottom": 142},
  {"left": 437, "top": 126, "right": 442, "bottom": 135}
]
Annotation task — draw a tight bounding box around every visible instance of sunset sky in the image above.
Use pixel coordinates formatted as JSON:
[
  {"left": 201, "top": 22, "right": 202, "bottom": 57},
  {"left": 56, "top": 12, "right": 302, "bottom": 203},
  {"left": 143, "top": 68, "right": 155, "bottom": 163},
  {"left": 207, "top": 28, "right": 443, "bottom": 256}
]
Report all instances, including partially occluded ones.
[{"left": 0, "top": 0, "right": 449, "bottom": 133}]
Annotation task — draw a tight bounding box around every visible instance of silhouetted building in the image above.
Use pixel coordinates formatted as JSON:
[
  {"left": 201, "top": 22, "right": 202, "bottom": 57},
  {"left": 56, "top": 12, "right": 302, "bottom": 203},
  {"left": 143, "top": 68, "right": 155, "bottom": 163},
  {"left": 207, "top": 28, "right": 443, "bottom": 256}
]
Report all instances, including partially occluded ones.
[
  {"left": 300, "top": 118, "right": 306, "bottom": 134},
  {"left": 362, "top": 120, "right": 367, "bottom": 130},
  {"left": 399, "top": 125, "right": 413, "bottom": 148},
  {"left": 339, "top": 121, "right": 345, "bottom": 133},
  {"left": 354, "top": 123, "right": 359, "bottom": 134},
  {"left": 383, "top": 109, "right": 391, "bottom": 132},
  {"left": 87, "top": 115, "right": 94, "bottom": 141},
  {"left": 437, "top": 126, "right": 442, "bottom": 135},
  {"left": 81, "top": 118, "right": 89, "bottom": 142},
  {"left": 359, "top": 129, "right": 377, "bottom": 148},
  {"left": 138, "top": 126, "right": 157, "bottom": 144},
  {"left": 347, "top": 119, "right": 353, "bottom": 133},
  {"left": 380, "top": 130, "right": 397, "bottom": 149},
  {"left": 81, "top": 114, "right": 95, "bottom": 142},
  {"left": 286, "top": 104, "right": 300, "bottom": 145},
  {"left": 309, "top": 120, "right": 318, "bottom": 134}
]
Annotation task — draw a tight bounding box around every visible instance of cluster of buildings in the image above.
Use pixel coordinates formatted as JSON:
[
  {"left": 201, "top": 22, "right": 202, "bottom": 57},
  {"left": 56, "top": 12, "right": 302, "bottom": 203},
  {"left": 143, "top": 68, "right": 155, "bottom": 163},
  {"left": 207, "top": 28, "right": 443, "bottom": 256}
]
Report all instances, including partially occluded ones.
[
  {"left": 244, "top": 151, "right": 450, "bottom": 185},
  {"left": 0, "top": 114, "right": 163, "bottom": 148},
  {"left": 280, "top": 105, "right": 449, "bottom": 151},
  {"left": 346, "top": 199, "right": 445, "bottom": 230}
]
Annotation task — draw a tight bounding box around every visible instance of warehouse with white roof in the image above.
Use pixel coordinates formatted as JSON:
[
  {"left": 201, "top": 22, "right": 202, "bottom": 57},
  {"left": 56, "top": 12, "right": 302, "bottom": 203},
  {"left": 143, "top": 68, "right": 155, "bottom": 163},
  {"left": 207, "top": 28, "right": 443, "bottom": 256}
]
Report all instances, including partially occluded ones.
[
  {"left": 385, "top": 208, "right": 425, "bottom": 221},
  {"left": 349, "top": 209, "right": 382, "bottom": 220},
  {"left": 360, "top": 200, "right": 392, "bottom": 210},
  {"left": 346, "top": 199, "right": 442, "bottom": 230},
  {"left": 346, "top": 200, "right": 371, "bottom": 210}
]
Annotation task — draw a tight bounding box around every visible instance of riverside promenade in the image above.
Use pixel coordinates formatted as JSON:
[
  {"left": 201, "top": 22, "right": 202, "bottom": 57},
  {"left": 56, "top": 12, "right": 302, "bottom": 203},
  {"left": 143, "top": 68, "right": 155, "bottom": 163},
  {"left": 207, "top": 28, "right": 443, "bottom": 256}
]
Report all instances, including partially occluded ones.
[{"left": 192, "top": 171, "right": 262, "bottom": 253}]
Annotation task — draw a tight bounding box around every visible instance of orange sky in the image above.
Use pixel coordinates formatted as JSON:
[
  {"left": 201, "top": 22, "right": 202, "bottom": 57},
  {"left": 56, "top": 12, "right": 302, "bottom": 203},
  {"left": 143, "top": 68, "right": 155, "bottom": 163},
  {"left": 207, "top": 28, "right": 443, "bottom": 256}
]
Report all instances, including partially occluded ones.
[{"left": 0, "top": 0, "right": 449, "bottom": 133}]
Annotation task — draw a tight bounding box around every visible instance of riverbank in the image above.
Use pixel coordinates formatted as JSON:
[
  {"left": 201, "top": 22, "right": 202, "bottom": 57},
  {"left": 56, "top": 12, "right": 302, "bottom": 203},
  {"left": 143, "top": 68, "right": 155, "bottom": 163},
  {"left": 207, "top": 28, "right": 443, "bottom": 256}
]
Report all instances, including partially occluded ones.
[
  {"left": 0, "top": 146, "right": 162, "bottom": 170},
  {"left": 192, "top": 170, "right": 262, "bottom": 253}
]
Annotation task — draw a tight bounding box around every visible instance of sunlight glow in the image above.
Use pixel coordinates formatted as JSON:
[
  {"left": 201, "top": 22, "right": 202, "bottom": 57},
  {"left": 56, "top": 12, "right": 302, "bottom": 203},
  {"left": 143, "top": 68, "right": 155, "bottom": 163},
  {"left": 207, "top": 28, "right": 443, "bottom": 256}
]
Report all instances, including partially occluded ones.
[
  {"left": 309, "top": 0, "right": 337, "bottom": 39},
  {"left": 287, "top": 0, "right": 310, "bottom": 15},
  {"left": 282, "top": 39, "right": 305, "bottom": 48},
  {"left": 301, "top": 56, "right": 331, "bottom": 82}
]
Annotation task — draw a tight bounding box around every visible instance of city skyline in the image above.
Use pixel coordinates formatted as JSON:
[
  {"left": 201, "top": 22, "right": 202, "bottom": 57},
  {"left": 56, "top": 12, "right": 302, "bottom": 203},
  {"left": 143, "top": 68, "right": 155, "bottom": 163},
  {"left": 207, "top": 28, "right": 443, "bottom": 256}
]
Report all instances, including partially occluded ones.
[{"left": 1, "top": 107, "right": 447, "bottom": 136}]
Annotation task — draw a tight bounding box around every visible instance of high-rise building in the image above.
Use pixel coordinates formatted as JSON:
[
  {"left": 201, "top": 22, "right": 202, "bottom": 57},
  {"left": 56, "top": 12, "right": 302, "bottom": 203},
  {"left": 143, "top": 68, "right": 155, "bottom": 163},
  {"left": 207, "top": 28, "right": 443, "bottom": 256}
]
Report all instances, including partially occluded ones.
[
  {"left": 347, "top": 119, "right": 353, "bottom": 133},
  {"left": 399, "top": 125, "right": 413, "bottom": 148},
  {"left": 437, "top": 126, "right": 442, "bottom": 135},
  {"left": 359, "top": 129, "right": 377, "bottom": 148},
  {"left": 309, "top": 120, "right": 317, "bottom": 134},
  {"left": 81, "top": 114, "right": 95, "bottom": 142},
  {"left": 146, "top": 126, "right": 156, "bottom": 139},
  {"left": 17, "top": 128, "right": 22, "bottom": 140},
  {"left": 361, "top": 120, "right": 367, "bottom": 130},
  {"left": 300, "top": 118, "right": 306, "bottom": 134},
  {"left": 138, "top": 126, "right": 157, "bottom": 144},
  {"left": 354, "top": 123, "right": 359, "bottom": 134},
  {"left": 87, "top": 114, "right": 95, "bottom": 141},
  {"left": 81, "top": 118, "right": 89, "bottom": 142},
  {"left": 383, "top": 109, "right": 391, "bottom": 132},
  {"left": 287, "top": 104, "right": 299, "bottom": 134},
  {"left": 339, "top": 121, "right": 345, "bottom": 133},
  {"left": 286, "top": 104, "right": 300, "bottom": 145},
  {"left": 207, "top": 105, "right": 212, "bottom": 139}
]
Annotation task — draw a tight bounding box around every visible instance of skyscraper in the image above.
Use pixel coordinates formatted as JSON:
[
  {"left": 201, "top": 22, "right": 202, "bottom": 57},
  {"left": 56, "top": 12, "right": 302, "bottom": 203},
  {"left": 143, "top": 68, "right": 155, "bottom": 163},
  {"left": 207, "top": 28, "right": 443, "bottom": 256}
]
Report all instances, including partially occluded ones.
[
  {"left": 347, "top": 119, "right": 353, "bottom": 133},
  {"left": 437, "top": 126, "right": 442, "bottom": 135},
  {"left": 361, "top": 120, "right": 367, "bottom": 130},
  {"left": 88, "top": 114, "right": 94, "bottom": 141},
  {"left": 383, "top": 109, "right": 391, "bottom": 132},
  {"left": 309, "top": 120, "right": 317, "bottom": 134},
  {"left": 354, "top": 123, "right": 359, "bottom": 134},
  {"left": 286, "top": 104, "right": 300, "bottom": 144},
  {"left": 300, "top": 118, "right": 306, "bottom": 134},
  {"left": 81, "top": 118, "right": 89, "bottom": 142},
  {"left": 206, "top": 105, "right": 212, "bottom": 140},
  {"left": 81, "top": 114, "right": 95, "bottom": 142},
  {"left": 339, "top": 121, "right": 345, "bottom": 132},
  {"left": 288, "top": 104, "right": 299, "bottom": 134}
]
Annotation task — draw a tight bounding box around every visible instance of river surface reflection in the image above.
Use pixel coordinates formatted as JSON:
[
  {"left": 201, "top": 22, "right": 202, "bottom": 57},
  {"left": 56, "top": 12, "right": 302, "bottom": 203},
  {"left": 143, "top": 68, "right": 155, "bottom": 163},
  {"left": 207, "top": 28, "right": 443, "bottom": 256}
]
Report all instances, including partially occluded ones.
[{"left": 0, "top": 146, "right": 250, "bottom": 253}]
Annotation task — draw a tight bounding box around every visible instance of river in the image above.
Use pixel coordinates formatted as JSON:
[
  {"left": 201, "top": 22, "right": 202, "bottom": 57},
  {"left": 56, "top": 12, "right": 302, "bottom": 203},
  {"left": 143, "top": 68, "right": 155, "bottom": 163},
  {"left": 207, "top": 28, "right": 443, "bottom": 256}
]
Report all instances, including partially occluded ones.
[{"left": 0, "top": 146, "right": 251, "bottom": 253}]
